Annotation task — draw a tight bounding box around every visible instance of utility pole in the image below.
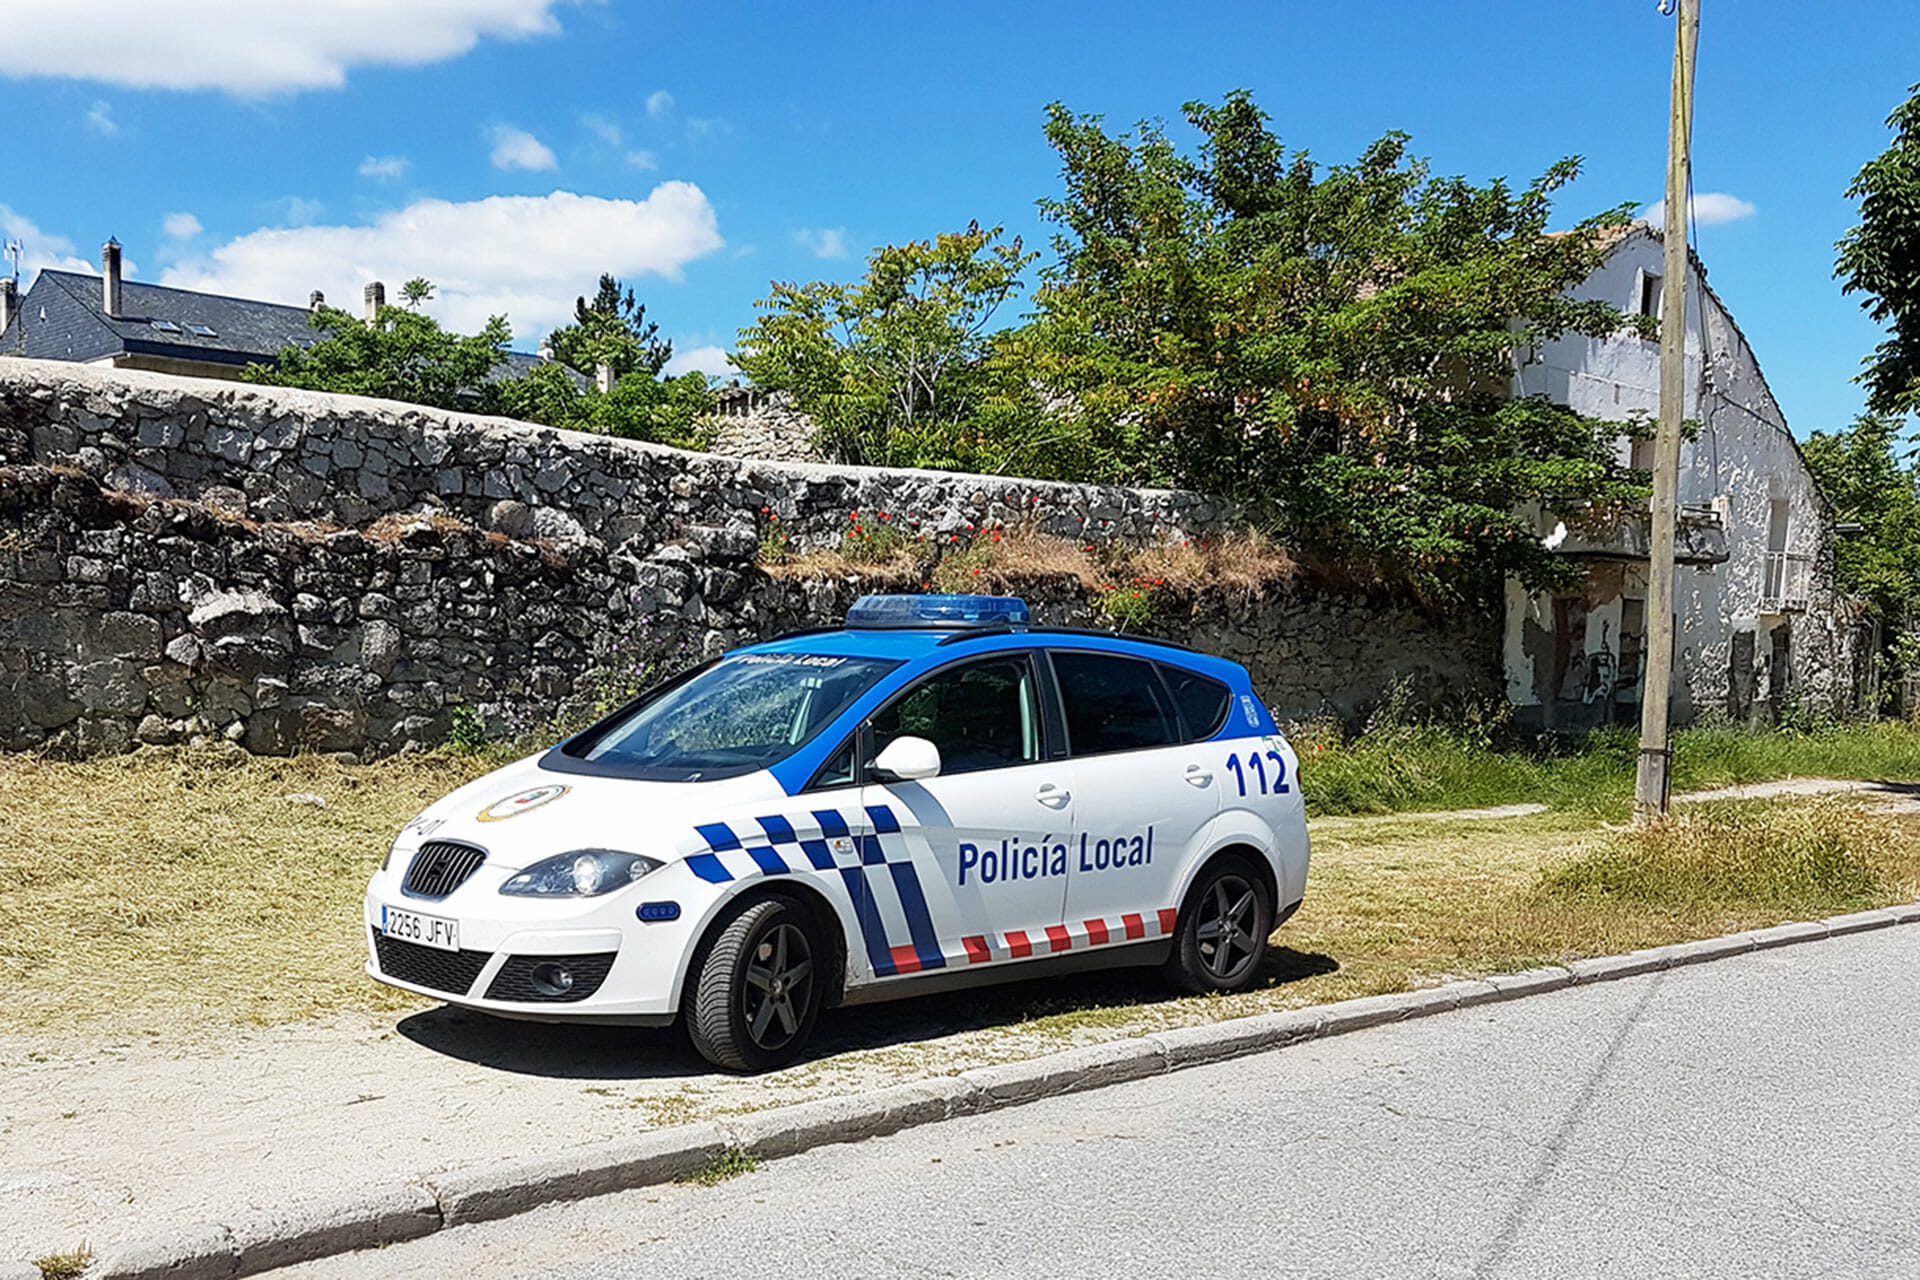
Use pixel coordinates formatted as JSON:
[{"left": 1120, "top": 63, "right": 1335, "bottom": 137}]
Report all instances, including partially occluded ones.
[{"left": 1635, "top": 0, "right": 1700, "bottom": 817}]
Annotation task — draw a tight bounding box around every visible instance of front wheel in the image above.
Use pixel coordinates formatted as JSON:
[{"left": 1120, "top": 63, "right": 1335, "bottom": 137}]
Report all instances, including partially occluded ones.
[
  {"left": 1164, "top": 854, "right": 1273, "bottom": 994},
  {"left": 685, "top": 894, "right": 824, "bottom": 1072}
]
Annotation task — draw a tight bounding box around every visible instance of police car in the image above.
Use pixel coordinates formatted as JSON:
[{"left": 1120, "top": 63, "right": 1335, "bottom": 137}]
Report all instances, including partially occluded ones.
[{"left": 366, "top": 595, "right": 1309, "bottom": 1072}]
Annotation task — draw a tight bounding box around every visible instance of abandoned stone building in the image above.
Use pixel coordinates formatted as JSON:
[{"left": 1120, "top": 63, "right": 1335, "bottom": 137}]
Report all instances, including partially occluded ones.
[{"left": 1505, "top": 224, "right": 1865, "bottom": 729}]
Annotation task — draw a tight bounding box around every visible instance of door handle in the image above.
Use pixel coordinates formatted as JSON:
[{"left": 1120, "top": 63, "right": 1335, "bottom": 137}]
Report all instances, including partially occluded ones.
[
  {"left": 1184, "top": 763, "right": 1213, "bottom": 787},
  {"left": 1035, "top": 782, "right": 1071, "bottom": 808}
]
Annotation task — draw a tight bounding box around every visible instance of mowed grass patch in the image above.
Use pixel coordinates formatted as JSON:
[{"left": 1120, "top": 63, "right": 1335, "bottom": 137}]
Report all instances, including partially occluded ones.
[{"left": 0, "top": 746, "right": 498, "bottom": 1038}]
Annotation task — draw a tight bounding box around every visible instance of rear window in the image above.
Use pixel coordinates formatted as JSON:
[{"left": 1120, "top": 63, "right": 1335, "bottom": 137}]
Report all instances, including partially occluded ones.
[
  {"left": 1051, "top": 651, "right": 1177, "bottom": 756},
  {"left": 1160, "top": 664, "right": 1233, "bottom": 741}
]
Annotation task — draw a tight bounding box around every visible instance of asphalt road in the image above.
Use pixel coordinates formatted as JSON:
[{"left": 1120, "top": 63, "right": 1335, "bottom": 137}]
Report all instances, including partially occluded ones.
[{"left": 276, "top": 926, "right": 1920, "bottom": 1279}]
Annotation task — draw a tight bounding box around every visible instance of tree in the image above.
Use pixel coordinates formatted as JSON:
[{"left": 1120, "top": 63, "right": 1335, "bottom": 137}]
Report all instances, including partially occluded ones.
[
  {"left": 733, "top": 223, "right": 1042, "bottom": 468},
  {"left": 1802, "top": 414, "right": 1920, "bottom": 623},
  {"left": 245, "top": 283, "right": 510, "bottom": 411},
  {"left": 1837, "top": 85, "right": 1920, "bottom": 420},
  {"left": 548, "top": 274, "right": 672, "bottom": 380},
  {"left": 488, "top": 363, "right": 716, "bottom": 450},
  {"left": 1022, "top": 92, "right": 1647, "bottom": 598}
]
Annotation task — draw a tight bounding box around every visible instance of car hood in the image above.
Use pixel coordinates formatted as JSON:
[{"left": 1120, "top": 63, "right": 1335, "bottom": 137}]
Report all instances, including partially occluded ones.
[{"left": 399, "top": 752, "right": 791, "bottom": 872}]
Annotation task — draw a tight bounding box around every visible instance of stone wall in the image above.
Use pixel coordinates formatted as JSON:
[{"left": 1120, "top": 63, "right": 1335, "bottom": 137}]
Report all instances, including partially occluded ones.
[
  {"left": 706, "top": 387, "right": 822, "bottom": 463},
  {"left": 0, "top": 361, "right": 1502, "bottom": 758}
]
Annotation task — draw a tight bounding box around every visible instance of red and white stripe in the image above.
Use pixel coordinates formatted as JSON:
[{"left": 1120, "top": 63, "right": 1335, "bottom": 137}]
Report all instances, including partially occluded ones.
[{"left": 959, "top": 907, "right": 1179, "bottom": 966}]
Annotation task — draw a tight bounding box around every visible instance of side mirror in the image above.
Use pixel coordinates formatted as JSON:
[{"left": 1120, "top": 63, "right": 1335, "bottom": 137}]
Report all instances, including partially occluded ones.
[{"left": 872, "top": 736, "right": 942, "bottom": 782}]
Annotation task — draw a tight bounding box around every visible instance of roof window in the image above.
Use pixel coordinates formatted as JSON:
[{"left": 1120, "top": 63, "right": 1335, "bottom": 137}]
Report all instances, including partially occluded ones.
[
  {"left": 149, "top": 319, "right": 181, "bottom": 333},
  {"left": 187, "top": 323, "right": 217, "bottom": 337}
]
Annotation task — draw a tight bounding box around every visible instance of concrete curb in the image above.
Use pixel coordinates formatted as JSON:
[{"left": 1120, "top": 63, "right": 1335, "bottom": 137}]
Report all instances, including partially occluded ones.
[{"left": 77, "top": 902, "right": 1918, "bottom": 1279}]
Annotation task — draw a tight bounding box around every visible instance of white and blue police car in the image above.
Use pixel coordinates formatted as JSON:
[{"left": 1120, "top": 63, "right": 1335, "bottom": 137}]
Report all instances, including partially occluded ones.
[{"left": 366, "top": 595, "right": 1309, "bottom": 1071}]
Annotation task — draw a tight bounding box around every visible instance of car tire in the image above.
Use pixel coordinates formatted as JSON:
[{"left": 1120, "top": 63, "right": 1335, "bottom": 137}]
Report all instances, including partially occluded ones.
[
  {"left": 685, "top": 894, "right": 825, "bottom": 1073},
  {"left": 1164, "top": 853, "right": 1273, "bottom": 995}
]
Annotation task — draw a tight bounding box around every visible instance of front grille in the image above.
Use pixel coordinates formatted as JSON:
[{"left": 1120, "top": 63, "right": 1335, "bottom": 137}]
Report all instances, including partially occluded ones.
[
  {"left": 403, "top": 840, "right": 487, "bottom": 898},
  {"left": 485, "top": 951, "right": 618, "bottom": 1003},
  {"left": 371, "top": 929, "right": 492, "bottom": 996}
]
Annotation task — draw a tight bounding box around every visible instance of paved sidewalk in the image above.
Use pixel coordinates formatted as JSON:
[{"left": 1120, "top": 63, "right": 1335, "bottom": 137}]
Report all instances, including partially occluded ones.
[{"left": 272, "top": 925, "right": 1920, "bottom": 1280}]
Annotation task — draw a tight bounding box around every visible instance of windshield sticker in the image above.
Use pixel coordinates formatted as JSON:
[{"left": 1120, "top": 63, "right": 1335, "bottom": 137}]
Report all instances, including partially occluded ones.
[
  {"left": 476, "top": 784, "right": 570, "bottom": 823},
  {"left": 735, "top": 653, "right": 851, "bottom": 669}
]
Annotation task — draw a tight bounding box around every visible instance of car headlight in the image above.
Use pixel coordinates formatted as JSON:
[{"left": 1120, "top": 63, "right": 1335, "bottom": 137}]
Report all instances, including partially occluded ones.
[{"left": 500, "top": 850, "right": 664, "bottom": 898}]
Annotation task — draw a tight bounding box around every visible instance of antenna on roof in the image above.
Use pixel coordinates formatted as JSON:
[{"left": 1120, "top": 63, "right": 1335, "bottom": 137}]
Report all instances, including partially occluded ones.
[{"left": 2, "top": 239, "right": 20, "bottom": 284}]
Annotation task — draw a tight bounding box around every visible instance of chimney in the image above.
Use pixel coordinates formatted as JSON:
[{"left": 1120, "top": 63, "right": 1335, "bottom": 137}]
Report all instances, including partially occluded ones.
[
  {"left": 0, "top": 277, "right": 15, "bottom": 335},
  {"left": 537, "top": 336, "right": 555, "bottom": 362},
  {"left": 309, "top": 290, "right": 326, "bottom": 312},
  {"left": 363, "top": 280, "right": 385, "bottom": 326},
  {"left": 594, "top": 361, "right": 615, "bottom": 394},
  {"left": 102, "top": 237, "right": 123, "bottom": 318}
]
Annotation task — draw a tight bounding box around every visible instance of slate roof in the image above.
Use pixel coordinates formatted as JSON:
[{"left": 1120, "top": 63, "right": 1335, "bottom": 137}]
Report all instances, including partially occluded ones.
[
  {"left": 1, "top": 270, "right": 320, "bottom": 367},
  {"left": 0, "top": 270, "right": 584, "bottom": 389}
]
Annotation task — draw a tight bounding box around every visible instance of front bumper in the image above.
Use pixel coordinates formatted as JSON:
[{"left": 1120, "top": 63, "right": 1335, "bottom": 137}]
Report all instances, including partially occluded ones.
[{"left": 362, "top": 868, "right": 709, "bottom": 1023}]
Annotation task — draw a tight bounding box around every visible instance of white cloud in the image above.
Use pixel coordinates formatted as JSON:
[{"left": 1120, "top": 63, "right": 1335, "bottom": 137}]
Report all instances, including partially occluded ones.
[
  {"left": 1639, "top": 192, "right": 1757, "bottom": 229},
  {"left": 358, "top": 155, "right": 411, "bottom": 181},
  {"left": 793, "top": 227, "right": 850, "bottom": 260},
  {"left": 625, "top": 149, "right": 658, "bottom": 171},
  {"left": 489, "top": 125, "right": 558, "bottom": 172},
  {"left": 664, "top": 344, "right": 736, "bottom": 380},
  {"left": 162, "top": 212, "right": 203, "bottom": 241},
  {"left": 646, "top": 89, "right": 674, "bottom": 119},
  {"left": 580, "top": 113, "right": 622, "bottom": 147},
  {"left": 0, "top": 206, "right": 96, "bottom": 279},
  {"left": 1, "top": 0, "right": 581, "bottom": 97},
  {"left": 84, "top": 100, "right": 117, "bottom": 136},
  {"left": 160, "top": 186, "right": 724, "bottom": 338},
  {"left": 276, "top": 196, "right": 326, "bottom": 226}
]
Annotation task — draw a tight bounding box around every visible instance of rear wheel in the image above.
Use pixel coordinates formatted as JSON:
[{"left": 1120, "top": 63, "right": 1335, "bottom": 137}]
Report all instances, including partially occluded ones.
[
  {"left": 1164, "top": 853, "right": 1272, "bottom": 994},
  {"left": 685, "top": 895, "right": 824, "bottom": 1073}
]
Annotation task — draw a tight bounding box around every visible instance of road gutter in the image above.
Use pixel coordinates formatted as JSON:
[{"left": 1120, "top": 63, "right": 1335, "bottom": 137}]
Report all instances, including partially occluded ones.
[{"left": 78, "top": 902, "right": 1920, "bottom": 1280}]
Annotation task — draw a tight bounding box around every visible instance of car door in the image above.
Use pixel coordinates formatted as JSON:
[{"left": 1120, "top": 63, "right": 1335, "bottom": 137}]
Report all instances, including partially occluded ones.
[
  {"left": 859, "top": 651, "right": 1073, "bottom": 976},
  {"left": 1051, "top": 650, "right": 1225, "bottom": 942}
]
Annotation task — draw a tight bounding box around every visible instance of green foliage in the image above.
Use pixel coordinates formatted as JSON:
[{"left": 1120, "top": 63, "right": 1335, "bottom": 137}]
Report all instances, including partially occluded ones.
[
  {"left": 679, "top": 1148, "right": 759, "bottom": 1187},
  {"left": 488, "top": 363, "right": 717, "bottom": 449},
  {"left": 548, "top": 273, "right": 672, "bottom": 379},
  {"left": 245, "top": 286, "right": 510, "bottom": 411},
  {"left": 1837, "top": 85, "right": 1920, "bottom": 419},
  {"left": 446, "top": 705, "right": 490, "bottom": 755},
  {"left": 1802, "top": 413, "right": 1920, "bottom": 622},
  {"left": 734, "top": 222, "right": 1053, "bottom": 471},
  {"left": 1096, "top": 585, "right": 1155, "bottom": 629},
  {"left": 35, "top": 1250, "right": 94, "bottom": 1280},
  {"left": 1024, "top": 92, "right": 1648, "bottom": 599}
]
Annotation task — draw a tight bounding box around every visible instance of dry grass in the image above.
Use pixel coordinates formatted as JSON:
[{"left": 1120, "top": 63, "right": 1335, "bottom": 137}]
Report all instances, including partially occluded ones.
[
  {"left": 1128, "top": 528, "right": 1298, "bottom": 596},
  {"left": 4, "top": 748, "right": 1917, "bottom": 1052},
  {"left": 33, "top": 1249, "right": 93, "bottom": 1280},
  {"left": 0, "top": 746, "right": 496, "bottom": 1038}
]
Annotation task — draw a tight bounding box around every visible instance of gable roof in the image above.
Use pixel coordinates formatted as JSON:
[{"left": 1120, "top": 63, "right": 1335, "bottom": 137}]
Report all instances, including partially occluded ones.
[
  {"left": 3, "top": 270, "right": 320, "bottom": 367},
  {"left": 0, "top": 270, "right": 586, "bottom": 389}
]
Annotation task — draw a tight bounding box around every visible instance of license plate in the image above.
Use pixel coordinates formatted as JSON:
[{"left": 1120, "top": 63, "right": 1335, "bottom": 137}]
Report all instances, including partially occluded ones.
[{"left": 381, "top": 905, "right": 459, "bottom": 952}]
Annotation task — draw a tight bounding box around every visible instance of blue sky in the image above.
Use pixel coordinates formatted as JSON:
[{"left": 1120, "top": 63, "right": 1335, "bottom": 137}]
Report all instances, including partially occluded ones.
[{"left": 2, "top": 0, "right": 1912, "bottom": 432}]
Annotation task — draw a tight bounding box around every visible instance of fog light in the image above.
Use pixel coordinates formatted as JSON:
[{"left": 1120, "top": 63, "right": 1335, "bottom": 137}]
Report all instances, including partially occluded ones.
[{"left": 530, "top": 962, "right": 575, "bottom": 996}]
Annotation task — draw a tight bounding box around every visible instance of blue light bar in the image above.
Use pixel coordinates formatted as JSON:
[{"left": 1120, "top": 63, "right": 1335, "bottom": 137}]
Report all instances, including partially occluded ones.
[{"left": 846, "top": 594, "right": 1031, "bottom": 630}]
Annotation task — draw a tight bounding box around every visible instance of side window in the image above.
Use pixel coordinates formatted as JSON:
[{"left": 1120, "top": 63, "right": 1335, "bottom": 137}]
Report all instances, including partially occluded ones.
[
  {"left": 1052, "top": 652, "right": 1176, "bottom": 756},
  {"left": 807, "top": 737, "right": 858, "bottom": 791},
  {"left": 1161, "top": 664, "right": 1233, "bottom": 741},
  {"left": 870, "top": 657, "right": 1040, "bottom": 776}
]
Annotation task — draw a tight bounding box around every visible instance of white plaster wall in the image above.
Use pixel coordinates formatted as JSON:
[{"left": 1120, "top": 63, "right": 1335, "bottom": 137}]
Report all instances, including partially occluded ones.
[{"left": 1506, "top": 227, "right": 1837, "bottom": 721}]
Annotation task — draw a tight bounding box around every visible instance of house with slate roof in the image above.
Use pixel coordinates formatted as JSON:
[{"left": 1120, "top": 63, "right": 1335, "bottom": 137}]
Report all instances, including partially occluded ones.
[{"left": 0, "top": 237, "right": 570, "bottom": 389}]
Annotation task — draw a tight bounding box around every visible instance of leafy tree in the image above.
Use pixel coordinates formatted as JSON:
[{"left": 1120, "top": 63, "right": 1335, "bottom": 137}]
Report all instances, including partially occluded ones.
[
  {"left": 1837, "top": 85, "right": 1920, "bottom": 420},
  {"left": 733, "top": 223, "right": 1042, "bottom": 468},
  {"left": 488, "top": 362, "right": 716, "bottom": 450},
  {"left": 548, "top": 274, "right": 672, "bottom": 380},
  {"left": 246, "top": 283, "right": 509, "bottom": 411},
  {"left": 1023, "top": 92, "right": 1648, "bottom": 598},
  {"left": 1802, "top": 414, "right": 1920, "bottom": 623},
  {"left": 399, "top": 278, "right": 435, "bottom": 310}
]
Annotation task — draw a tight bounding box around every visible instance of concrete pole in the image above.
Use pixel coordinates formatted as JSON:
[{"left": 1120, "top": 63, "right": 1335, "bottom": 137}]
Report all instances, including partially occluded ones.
[{"left": 1635, "top": 0, "right": 1700, "bottom": 817}]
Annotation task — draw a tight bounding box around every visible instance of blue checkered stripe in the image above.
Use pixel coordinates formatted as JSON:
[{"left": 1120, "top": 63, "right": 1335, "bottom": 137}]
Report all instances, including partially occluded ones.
[{"left": 686, "top": 804, "right": 946, "bottom": 978}]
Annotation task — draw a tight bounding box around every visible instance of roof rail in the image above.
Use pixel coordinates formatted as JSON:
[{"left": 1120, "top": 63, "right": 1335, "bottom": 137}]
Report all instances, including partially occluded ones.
[{"left": 935, "top": 625, "right": 1203, "bottom": 655}]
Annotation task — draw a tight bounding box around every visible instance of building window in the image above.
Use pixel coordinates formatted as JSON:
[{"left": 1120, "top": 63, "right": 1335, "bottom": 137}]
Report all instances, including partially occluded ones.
[{"left": 1637, "top": 271, "right": 1663, "bottom": 319}]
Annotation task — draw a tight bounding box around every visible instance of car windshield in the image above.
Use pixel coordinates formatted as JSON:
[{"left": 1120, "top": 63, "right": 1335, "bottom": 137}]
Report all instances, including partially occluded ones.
[{"left": 561, "top": 652, "right": 898, "bottom": 781}]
